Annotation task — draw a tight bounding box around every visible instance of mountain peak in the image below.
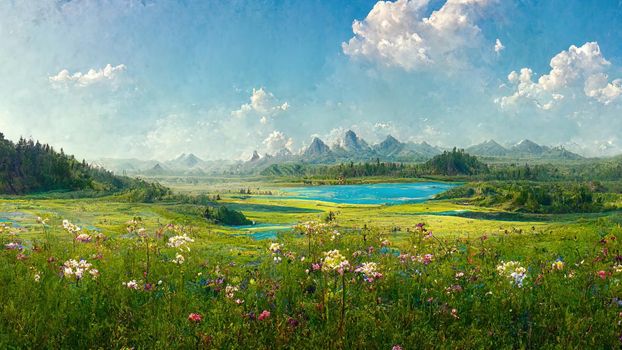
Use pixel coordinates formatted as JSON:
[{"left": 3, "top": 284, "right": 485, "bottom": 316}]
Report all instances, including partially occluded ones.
[
  {"left": 373, "top": 134, "right": 404, "bottom": 157},
  {"left": 249, "top": 150, "right": 261, "bottom": 162},
  {"left": 340, "top": 130, "right": 370, "bottom": 152},
  {"left": 304, "top": 137, "right": 331, "bottom": 157},
  {"left": 512, "top": 139, "right": 545, "bottom": 154},
  {"left": 171, "top": 153, "right": 202, "bottom": 167},
  {"left": 467, "top": 139, "right": 508, "bottom": 156},
  {"left": 384, "top": 134, "right": 399, "bottom": 143}
]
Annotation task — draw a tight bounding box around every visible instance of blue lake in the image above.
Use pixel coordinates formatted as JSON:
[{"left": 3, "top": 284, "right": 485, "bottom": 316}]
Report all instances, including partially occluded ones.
[
  {"left": 230, "top": 223, "right": 292, "bottom": 240},
  {"left": 231, "top": 182, "right": 457, "bottom": 240},
  {"left": 281, "top": 182, "right": 457, "bottom": 205}
]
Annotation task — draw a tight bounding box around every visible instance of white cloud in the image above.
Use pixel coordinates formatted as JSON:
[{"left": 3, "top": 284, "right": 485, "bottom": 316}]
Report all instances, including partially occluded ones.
[
  {"left": 342, "top": 0, "right": 495, "bottom": 71},
  {"left": 584, "top": 73, "right": 622, "bottom": 105},
  {"left": 49, "top": 64, "right": 126, "bottom": 87},
  {"left": 231, "top": 88, "right": 289, "bottom": 121},
  {"left": 494, "top": 38, "right": 504, "bottom": 54},
  {"left": 498, "top": 42, "right": 622, "bottom": 109},
  {"left": 262, "top": 130, "right": 293, "bottom": 153}
]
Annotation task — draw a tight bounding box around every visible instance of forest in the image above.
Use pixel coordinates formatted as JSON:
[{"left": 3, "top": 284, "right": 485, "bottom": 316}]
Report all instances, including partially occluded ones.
[{"left": 0, "top": 133, "right": 170, "bottom": 201}]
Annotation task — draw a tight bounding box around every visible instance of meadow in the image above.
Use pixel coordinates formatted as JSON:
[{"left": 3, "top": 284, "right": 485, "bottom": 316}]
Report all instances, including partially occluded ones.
[{"left": 1, "top": 179, "right": 622, "bottom": 349}]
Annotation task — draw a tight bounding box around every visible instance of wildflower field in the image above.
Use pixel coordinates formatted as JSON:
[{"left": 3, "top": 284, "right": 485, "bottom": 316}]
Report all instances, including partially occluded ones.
[{"left": 1, "top": 191, "right": 622, "bottom": 349}]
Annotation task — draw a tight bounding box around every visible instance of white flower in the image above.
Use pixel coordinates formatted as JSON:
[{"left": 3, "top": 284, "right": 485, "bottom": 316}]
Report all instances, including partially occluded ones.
[
  {"left": 225, "top": 285, "right": 239, "bottom": 299},
  {"left": 354, "top": 262, "right": 383, "bottom": 282},
  {"left": 167, "top": 234, "right": 194, "bottom": 249},
  {"left": 322, "top": 250, "right": 350, "bottom": 274},
  {"left": 62, "top": 219, "right": 81, "bottom": 235},
  {"left": 4, "top": 242, "right": 21, "bottom": 250},
  {"left": 61, "top": 259, "right": 96, "bottom": 281},
  {"left": 269, "top": 242, "right": 282, "bottom": 254},
  {"left": 510, "top": 271, "right": 527, "bottom": 288},
  {"left": 497, "top": 261, "right": 528, "bottom": 287},
  {"left": 331, "top": 230, "right": 341, "bottom": 241},
  {"left": 123, "top": 280, "right": 140, "bottom": 290},
  {"left": 172, "top": 254, "right": 185, "bottom": 265}
]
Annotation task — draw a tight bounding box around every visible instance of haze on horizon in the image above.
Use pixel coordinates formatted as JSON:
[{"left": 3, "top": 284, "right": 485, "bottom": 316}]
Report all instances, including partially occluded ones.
[{"left": 1, "top": 0, "right": 622, "bottom": 161}]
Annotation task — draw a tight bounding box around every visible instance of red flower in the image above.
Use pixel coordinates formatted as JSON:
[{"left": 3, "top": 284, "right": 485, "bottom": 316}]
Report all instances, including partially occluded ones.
[
  {"left": 188, "top": 313, "right": 203, "bottom": 323},
  {"left": 597, "top": 270, "right": 607, "bottom": 280},
  {"left": 258, "top": 310, "right": 271, "bottom": 321}
]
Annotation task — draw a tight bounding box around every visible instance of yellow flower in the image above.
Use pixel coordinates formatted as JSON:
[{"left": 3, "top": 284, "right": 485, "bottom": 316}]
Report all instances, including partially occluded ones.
[{"left": 552, "top": 260, "right": 564, "bottom": 271}]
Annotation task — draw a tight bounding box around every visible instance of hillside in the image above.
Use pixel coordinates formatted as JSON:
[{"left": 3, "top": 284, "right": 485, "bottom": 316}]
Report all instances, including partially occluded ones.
[
  {"left": 0, "top": 133, "right": 160, "bottom": 195},
  {"left": 423, "top": 148, "right": 489, "bottom": 176}
]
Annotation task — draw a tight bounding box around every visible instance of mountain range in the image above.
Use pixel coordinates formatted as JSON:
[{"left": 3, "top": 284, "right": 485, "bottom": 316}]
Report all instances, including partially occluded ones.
[
  {"left": 95, "top": 130, "right": 585, "bottom": 175},
  {"left": 466, "top": 139, "right": 583, "bottom": 160}
]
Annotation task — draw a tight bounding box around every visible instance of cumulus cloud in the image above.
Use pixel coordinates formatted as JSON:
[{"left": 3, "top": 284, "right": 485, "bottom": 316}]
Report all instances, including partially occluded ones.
[
  {"left": 584, "top": 73, "right": 622, "bottom": 105},
  {"left": 49, "top": 64, "right": 126, "bottom": 87},
  {"left": 262, "top": 130, "right": 294, "bottom": 154},
  {"left": 231, "top": 88, "right": 289, "bottom": 121},
  {"left": 498, "top": 42, "right": 622, "bottom": 109},
  {"left": 342, "top": 0, "right": 495, "bottom": 71}
]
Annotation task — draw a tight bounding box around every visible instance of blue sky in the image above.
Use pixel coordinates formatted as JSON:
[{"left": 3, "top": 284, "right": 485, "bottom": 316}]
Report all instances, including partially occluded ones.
[{"left": 1, "top": 0, "right": 622, "bottom": 160}]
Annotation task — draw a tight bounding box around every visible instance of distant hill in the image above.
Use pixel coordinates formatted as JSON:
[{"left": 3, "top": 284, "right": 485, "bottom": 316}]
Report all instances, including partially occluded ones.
[
  {"left": 97, "top": 153, "right": 236, "bottom": 176},
  {"left": 403, "top": 141, "right": 443, "bottom": 159},
  {"left": 0, "top": 133, "right": 154, "bottom": 195},
  {"left": 467, "top": 140, "right": 508, "bottom": 157},
  {"left": 423, "top": 148, "right": 489, "bottom": 176},
  {"left": 467, "top": 139, "right": 583, "bottom": 160},
  {"left": 166, "top": 153, "right": 203, "bottom": 168}
]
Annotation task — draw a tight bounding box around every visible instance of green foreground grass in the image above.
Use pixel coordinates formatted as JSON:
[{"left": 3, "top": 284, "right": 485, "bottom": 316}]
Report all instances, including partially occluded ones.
[{"left": 1, "top": 186, "right": 622, "bottom": 348}]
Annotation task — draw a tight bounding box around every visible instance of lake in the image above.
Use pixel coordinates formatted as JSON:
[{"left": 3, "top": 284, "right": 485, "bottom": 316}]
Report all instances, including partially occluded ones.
[
  {"left": 233, "top": 182, "right": 457, "bottom": 240},
  {"left": 281, "top": 182, "right": 457, "bottom": 205}
]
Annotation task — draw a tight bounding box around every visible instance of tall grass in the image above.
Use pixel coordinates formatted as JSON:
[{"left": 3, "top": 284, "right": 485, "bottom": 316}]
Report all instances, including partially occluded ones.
[{"left": 0, "top": 216, "right": 620, "bottom": 349}]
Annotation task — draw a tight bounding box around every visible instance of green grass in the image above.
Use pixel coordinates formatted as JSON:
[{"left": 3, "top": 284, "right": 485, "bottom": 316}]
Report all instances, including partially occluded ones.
[{"left": 1, "top": 181, "right": 622, "bottom": 348}]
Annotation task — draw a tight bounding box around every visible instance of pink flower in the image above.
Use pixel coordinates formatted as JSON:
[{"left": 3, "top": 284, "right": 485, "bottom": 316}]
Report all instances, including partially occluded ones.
[
  {"left": 597, "top": 270, "right": 607, "bottom": 279},
  {"left": 422, "top": 254, "right": 434, "bottom": 265},
  {"left": 75, "top": 233, "right": 92, "bottom": 243},
  {"left": 311, "top": 263, "right": 321, "bottom": 271},
  {"left": 258, "top": 310, "right": 271, "bottom": 321},
  {"left": 188, "top": 313, "right": 203, "bottom": 323},
  {"left": 392, "top": 345, "right": 403, "bottom": 350}
]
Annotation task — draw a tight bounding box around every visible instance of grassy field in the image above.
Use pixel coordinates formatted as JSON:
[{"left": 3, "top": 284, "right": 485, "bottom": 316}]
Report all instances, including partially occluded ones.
[{"left": 1, "top": 178, "right": 622, "bottom": 348}]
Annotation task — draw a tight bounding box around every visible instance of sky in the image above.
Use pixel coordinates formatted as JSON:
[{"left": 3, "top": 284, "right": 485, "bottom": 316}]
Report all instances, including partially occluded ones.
[{"left": 1, "top": 0, "right": 622, "bottom": 161}]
